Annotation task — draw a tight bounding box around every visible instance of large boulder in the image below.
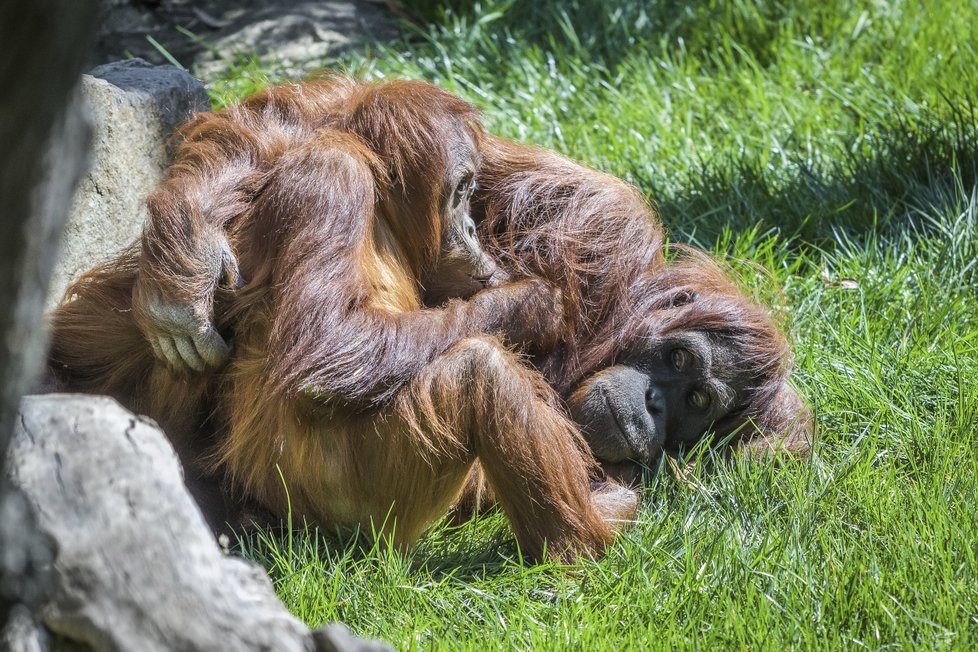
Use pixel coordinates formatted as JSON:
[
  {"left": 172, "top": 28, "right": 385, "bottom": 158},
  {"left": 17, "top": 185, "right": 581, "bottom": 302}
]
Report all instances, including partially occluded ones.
[
  {"left": 47, "top": 59, "right": 210, "bottom": 310},
  {"left": 5, "top": 395, "right": 389, "bottom": 652}
]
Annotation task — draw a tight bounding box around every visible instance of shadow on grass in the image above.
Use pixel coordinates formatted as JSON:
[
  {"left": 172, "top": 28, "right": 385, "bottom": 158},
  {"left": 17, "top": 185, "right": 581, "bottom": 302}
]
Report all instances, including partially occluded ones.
[
  {"left": 650, "top": 107, "right": 978, "bottom": 248},
  {"left": 232, "top": 454, "right": 696, "bottom": 584},
  {"left": 233, "top": 512, "right": 537, "bottom": 585},
  {"left": 409, "top": 0, "right": 842, "bottom": 71}
]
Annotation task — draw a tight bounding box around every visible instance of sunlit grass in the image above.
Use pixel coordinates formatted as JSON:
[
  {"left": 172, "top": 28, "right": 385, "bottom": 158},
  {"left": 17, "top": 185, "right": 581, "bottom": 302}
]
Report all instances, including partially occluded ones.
[{"left": 193, "top": 0, "right": 978, "bottom": 648}]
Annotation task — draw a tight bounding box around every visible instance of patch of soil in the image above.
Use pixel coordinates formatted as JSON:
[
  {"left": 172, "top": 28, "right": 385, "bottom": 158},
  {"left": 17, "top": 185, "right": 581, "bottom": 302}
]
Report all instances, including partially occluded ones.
[{"left": 93, "top": 0, "right": 400, "bottom": 79}]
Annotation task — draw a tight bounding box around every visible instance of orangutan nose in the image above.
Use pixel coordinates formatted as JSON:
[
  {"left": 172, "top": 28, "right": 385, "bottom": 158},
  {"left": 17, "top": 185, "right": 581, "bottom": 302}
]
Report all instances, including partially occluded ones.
[{"left": 645, "top": 386, "right": 666, "bottom": 416}]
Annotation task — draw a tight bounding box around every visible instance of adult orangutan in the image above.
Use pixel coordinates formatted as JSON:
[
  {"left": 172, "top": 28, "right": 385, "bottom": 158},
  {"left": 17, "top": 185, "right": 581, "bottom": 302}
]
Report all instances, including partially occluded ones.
[
  {"left": 48, "top": 77, "right": 638, "bottom": 562},
  {"left": 467, "top": 136, "right": 812, "bottom": 486}
]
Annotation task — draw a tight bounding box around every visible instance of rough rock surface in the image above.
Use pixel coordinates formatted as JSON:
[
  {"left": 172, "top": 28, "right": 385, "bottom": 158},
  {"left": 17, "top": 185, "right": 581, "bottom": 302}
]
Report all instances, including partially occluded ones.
[
  {"left": 47, "top": 59, "right": 210, "bottom": 310},
  {"left": 1, "top": 605, "right": 47, "bottom": 652},
  {"left": 1, "top": 0, "right": 100, "bottom": 633},
  {"left": 92, "top": 0, "right": 399, "bottom": 78},
  {"left": 5, "top": 395, "right": 390, "bottom": 652}
]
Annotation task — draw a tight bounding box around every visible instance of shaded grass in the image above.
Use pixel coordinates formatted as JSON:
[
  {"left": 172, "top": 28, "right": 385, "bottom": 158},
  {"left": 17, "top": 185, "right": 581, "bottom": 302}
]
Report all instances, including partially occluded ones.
[{"left": 192, "top": 0, "right": 978, "bottom": 648}]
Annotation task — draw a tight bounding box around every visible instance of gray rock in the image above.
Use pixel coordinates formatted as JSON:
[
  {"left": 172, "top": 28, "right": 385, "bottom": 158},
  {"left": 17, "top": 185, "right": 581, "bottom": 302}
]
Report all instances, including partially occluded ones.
[
  {"left": 87, "top": 58, "right": 210, "bottom": 137},
  {"left": 1, "top": 605, "right": 48, "bottom": 652},
  {"left": 1, "top": 87, "right": 88, "bottom": 626},
  {"left": 47, "top": 59, "right": 210, "bottom": 311},
  {"left": 6, "top": 395, "right": 390, "bottom": 652},
  {"left": 0, "top": 486, "right": 55, "bottom": 619},
  {"left": 1, "top": 0, "right": 99, "bottom": 628}
]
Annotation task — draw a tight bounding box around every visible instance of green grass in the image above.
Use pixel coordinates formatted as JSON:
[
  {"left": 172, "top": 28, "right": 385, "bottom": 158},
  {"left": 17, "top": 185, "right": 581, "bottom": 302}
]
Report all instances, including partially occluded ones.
[{"left": 192, "top": 0, "right": 978, "bottom": 648}]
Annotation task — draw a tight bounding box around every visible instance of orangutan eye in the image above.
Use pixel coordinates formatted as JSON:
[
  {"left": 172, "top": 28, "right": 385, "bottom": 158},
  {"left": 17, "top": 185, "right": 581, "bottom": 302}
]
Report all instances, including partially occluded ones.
[
  {"left": 455, "top": 173, "right": 473, "bottom": 197},
  {"left": 688, "top": 389, "right": 710, "bottom": 410},
  {"left": 671, "top": 348, "right": 692, "bottom": 371}
]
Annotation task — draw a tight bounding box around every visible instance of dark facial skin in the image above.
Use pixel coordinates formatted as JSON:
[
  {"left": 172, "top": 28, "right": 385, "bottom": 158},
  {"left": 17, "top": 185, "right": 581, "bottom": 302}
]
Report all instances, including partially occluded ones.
[
  {"left": 422, "top": 133, "right": 505, "bottom": 303},
  {"left": 567, "top": 331, "right": 749, "bottom": 480},
  {"left": 439, "top": 134, "right": 497, "bottom": 282},
  {"left": 441, "top": 167, "right": 498, "bottom": 281}
]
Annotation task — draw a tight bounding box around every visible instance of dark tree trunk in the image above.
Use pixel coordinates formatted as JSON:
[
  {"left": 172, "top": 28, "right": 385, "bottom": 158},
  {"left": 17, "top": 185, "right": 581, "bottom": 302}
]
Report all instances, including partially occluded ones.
[{"left": 0, "top": 0, "right": 100, "bottom": 627}]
